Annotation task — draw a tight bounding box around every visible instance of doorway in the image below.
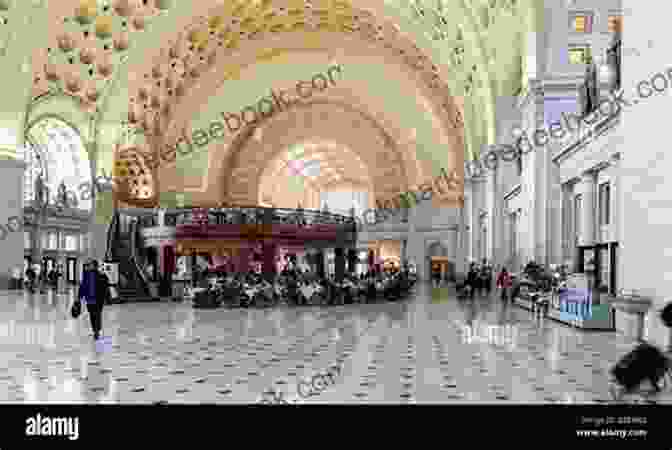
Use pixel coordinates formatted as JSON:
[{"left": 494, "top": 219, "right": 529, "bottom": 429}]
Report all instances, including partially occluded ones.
[{"left": 430, "top": 256, "right": 455, "bottom": 282}]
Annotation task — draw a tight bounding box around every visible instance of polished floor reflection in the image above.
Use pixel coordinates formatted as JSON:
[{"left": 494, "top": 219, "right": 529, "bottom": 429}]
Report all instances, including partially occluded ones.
[{"left": 0, "top": 285, "right": 667, "bottom": 404}]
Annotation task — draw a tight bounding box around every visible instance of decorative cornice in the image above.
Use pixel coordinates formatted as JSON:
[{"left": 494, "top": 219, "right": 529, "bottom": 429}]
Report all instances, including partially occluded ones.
[{"left": 552, "top": 113, "right": 620, "bottom": 166}]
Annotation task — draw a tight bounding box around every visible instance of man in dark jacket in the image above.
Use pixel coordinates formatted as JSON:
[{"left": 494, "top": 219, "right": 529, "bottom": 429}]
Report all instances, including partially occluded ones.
[
  {"left": 466, "top": 264, "right": 479, "bottom": 299},
  {"left": 78, "top": 260, "right": 110, "bottom": 340}
]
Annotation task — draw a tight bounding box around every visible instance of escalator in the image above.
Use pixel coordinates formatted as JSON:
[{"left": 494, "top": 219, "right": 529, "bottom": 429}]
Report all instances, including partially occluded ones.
[{"left": 105, "top": 211, "right": 156, "bottom": 302}]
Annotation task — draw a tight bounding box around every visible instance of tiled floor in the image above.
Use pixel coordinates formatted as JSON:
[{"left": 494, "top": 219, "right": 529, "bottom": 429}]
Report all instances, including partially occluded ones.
[{"left": 0, "top": 284, "right": 669, "bottom": 404}]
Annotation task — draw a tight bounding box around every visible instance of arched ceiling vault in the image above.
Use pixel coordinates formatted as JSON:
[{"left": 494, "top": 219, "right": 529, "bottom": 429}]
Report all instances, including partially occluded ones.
[
  {"left": 202, "top": 99, "right": 408, "bottom": 206},
  {"left": 161, "top": 83, "right": 442, "bottom": 200},
  {"left": 10, "top": 0, "right": 541, "bottom": 206}
]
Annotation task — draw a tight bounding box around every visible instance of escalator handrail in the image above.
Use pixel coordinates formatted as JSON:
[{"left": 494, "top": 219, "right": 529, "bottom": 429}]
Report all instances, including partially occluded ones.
[
  {"left": 129, "top": 219, "right": 150, "bottom": 296},
  {"left": 104, "top": 211, "right": 119, "bottom": 262}
]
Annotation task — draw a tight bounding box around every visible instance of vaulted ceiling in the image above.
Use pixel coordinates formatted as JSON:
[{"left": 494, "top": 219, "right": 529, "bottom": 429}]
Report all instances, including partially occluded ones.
[{"left": 0, "top": 0, "right": 541, "bottom": 207}]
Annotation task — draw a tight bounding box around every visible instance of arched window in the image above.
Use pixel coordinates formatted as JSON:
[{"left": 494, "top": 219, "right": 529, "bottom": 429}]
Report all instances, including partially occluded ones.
[{"left": 23, "top": 117, "right": 92, "bottom": 211}]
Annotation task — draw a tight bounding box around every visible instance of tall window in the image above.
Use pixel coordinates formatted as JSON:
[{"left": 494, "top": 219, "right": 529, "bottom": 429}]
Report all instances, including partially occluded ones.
[
  {"left": 599, "top": 182, "right": 611, "bottom": 225},
  {"left": 23, "top": 117, "right": 92, "bottom": 211},
  {"left": 574, "top": 194, "right": 582, "bottom": 239},
  {"left": 569, "top": 12, "right": 593, "bottom": 33}
]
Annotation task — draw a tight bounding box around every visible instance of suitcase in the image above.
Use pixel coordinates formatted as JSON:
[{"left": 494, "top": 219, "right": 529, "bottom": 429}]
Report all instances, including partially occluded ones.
[{"left": 610, "top": 343, "right": 669, "bottom": 391}]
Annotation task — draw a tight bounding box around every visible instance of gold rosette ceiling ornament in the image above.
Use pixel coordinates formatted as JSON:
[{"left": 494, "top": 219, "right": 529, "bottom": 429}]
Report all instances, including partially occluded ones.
[
  {"left": 75, "top": 0, "right": 97, "bottom": 25},
  {"left": 95, "top": 15, "right": 113, "bottom": 39}
]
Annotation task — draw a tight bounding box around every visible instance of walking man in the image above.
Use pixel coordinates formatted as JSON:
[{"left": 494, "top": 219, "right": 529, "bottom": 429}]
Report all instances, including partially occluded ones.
[{"left": 78, "top": 260, "right": 111, "bottom": 340}]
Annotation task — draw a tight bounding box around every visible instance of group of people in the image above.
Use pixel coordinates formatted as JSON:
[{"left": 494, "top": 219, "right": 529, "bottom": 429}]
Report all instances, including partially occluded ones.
[
  {"left": 22, "top": 264, "right": 65, "bottom": 294},
  {"left": 190, "top": 266, "right": 416, "bottom": 308},
  {"left": 462, "top": 260, "right": 513, "bottom": 302}
]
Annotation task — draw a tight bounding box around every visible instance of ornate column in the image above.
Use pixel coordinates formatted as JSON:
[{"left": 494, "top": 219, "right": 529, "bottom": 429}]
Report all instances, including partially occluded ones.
[
  {"left": 334, "top": 247, "right": 345, "bottom": 282},
  {"left": 456, "top": 200, "right": 468, "bottom": 278},
  {"left": 491, "top": 162, "right": 506, "bottom": 269},
  {"left": 262, "top": 241, "right": 278, "bottom": 281},
  {"left": 577, "top": 171, "right": 596, "bottom": 247}
]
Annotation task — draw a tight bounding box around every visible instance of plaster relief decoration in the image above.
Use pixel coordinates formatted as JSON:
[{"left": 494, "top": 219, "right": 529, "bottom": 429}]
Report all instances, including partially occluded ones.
[
  {"left": 113, "top": 0, "right": 467, "bottom": 208},
  {"left": 22, "top": 0, "right": 530, "bottom": 208},
  {"left": 28, "top": 0, "right": 174, "bottom": 205}
]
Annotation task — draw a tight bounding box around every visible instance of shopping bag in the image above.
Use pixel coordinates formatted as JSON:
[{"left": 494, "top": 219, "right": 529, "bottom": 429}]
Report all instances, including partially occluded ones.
[{"left": 71, "top": 300, "right": 82, "bottom": 319}]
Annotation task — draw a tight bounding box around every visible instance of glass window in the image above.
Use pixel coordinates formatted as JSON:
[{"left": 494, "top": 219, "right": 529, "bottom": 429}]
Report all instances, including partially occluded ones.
[
  {"left": 608, "top": 15, "right": 622, "bottom": 33},
  {"left": 570, "top": 13, "right": 593, "bottom": 33},
  {"left": 65, "top": 235, "right": 78, "bottom": 251},
  {"left": 41, "top": 232, "right": 48, "bottom": 249},
  {"left": 599, "top": 182, "right": 610, "bottom": 225},
  {"left": 569, "top": 45, "right": 590, "bottom": 64},
  {"left": 24, "top": 231, "right": 31, "bottom": 249},
  {"left": 23, "top": 117, "right": 92, "bottom": 211}
]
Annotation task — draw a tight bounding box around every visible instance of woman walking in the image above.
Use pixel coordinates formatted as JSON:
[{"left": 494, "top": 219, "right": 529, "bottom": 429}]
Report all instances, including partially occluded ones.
[
  {"left": 77, "top": 260, "right": 111, "bottom": 340},
  {"left": 496, "top": 267, "right": 512, "bottom": 303}
]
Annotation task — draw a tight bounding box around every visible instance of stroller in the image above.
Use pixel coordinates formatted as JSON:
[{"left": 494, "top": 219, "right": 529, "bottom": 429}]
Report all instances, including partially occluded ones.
[{"left": 608, "top": 302, "right": 672, "bottom": 401}]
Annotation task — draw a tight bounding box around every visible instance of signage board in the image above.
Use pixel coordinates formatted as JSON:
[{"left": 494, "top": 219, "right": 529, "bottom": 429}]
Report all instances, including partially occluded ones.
[
  {"left": 100, "top": 262, "right": 119, "bottom": 285},
  {"left": 558, "top": 287, "right": 610, "bottom": 324},
  {"left": 559, "top": 288, "right": 591, "bottom": 322}
]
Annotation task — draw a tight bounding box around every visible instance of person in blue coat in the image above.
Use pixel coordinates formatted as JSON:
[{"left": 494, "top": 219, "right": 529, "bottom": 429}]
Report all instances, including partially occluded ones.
[{"left": 78, "top": 260, "right": 110, "bottom": 340}]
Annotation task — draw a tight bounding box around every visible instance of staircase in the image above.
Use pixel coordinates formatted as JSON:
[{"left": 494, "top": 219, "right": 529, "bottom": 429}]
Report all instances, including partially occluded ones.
[{"left": 105, "top": 211, "right": 157, "bottom": 303}]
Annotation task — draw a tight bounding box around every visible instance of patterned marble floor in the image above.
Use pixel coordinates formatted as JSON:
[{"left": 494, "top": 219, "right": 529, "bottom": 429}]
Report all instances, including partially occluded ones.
[{"left": 0, "top": 284, "right": 668, "bottom": 404}]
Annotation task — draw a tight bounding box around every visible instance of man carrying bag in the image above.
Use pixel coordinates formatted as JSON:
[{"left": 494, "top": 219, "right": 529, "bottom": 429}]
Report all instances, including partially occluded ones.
[{"left": 76, "top": 260, "right": 111, "bottom": 341}]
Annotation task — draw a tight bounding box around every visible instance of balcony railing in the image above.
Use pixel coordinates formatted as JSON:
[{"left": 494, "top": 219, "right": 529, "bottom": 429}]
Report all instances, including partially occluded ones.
[{"left": 120, "top": 206, "right": 357, "bottom": 229}]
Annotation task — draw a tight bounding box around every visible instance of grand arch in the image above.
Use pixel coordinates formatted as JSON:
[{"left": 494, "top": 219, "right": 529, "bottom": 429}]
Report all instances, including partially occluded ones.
[
  {"left": 10, "top": 0, "right": 539, "bottom": 211},
  {"left": 222, "top": 100, "right": 409, "bottom": 205}
]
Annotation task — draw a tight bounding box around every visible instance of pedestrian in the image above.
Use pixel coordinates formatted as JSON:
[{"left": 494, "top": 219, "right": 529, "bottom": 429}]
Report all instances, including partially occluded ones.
[
  {"left": 479, "top": 262, "right": 490, "bottom": 296},
  {"left": 38, "top": 266, "right": 47, "bottom": 294},
  {"left": 77, "top": 260, "right": 111, "bottom": 340},
  {"left": 467, "top": 264, "right": 479, "bottom": 300},
  {"left": 56, "top": 264, "right": 65, "bottom": 294},
  {"left": 25, "top": 265, "right": 36, "bottom": 292},
  {"left": 47, "top": 268, "right": 57, "bottom": 292},
  {"left": 496, "top": 267, "right": 512, "bottom": 302}
]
